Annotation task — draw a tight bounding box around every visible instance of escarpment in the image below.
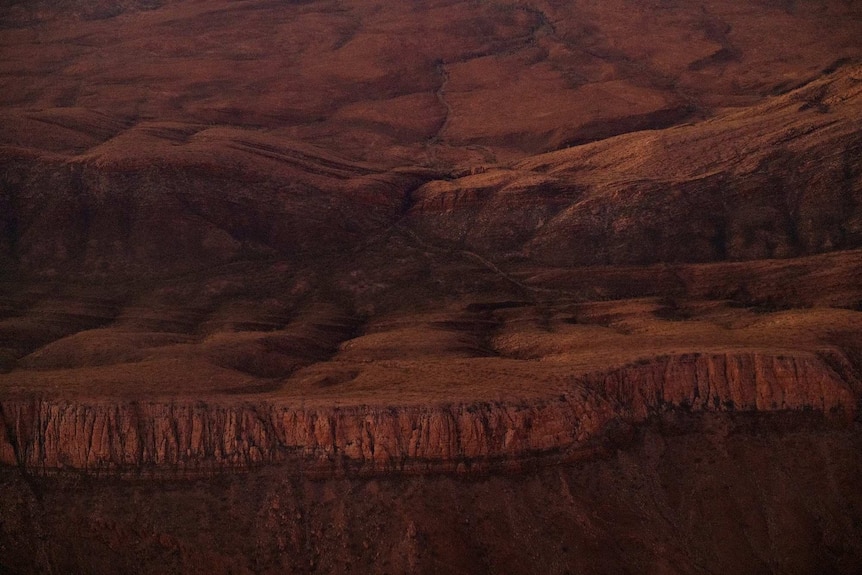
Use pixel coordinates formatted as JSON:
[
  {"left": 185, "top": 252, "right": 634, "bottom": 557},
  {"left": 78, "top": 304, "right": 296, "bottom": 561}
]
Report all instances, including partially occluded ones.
[
  {"left": 3, "top": 2, "right": 862, "bottom": 573},
  {"left": 1, "top": 352, "right": 854, "bottom": 475}
]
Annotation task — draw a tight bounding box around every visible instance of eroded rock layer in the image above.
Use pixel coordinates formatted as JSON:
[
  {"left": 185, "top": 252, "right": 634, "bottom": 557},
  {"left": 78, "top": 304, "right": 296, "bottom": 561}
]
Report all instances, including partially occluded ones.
[
  {"left": 2, "top": 352, "right": 854, "bottom": 474},
  {"left": 2, "top": 0, "right": 862, "bottom": 573},
  {"left": 4, "top": 414, "right": 862, "bottom": 575}
]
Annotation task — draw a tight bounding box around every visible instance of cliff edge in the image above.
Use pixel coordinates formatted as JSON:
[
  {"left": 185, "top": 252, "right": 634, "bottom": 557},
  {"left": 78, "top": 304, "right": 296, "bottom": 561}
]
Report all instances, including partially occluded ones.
[{"left": 2, "top": 351, "right": 855, "bottom": 475}]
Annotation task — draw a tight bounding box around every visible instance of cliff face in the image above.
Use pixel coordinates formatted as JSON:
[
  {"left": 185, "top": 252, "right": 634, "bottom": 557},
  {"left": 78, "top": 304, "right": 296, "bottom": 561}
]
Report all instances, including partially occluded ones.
[
  {"left": 2, "top": 352, "right": 854, "bottom": 475},
  {"left": 4, "top": 415, "right": 862, "bottom": 575},
  {"left": 2, "top": 2, "right": 862, "bottom": 573},
  {"left": 3, "top": 66, "right": 862, "bottom": 281},
  {"left": 407, "top": 67, "right": 862, "bottom": 267},
  {"left": 0, "top": 153, "right": 416, "bottom": 277}
]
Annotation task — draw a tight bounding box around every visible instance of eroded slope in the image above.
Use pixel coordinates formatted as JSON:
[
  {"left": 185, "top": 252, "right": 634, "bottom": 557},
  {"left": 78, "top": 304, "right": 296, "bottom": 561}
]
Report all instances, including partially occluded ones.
[{"left": 1, "top": 2, "right": 862, "bottom": 573}]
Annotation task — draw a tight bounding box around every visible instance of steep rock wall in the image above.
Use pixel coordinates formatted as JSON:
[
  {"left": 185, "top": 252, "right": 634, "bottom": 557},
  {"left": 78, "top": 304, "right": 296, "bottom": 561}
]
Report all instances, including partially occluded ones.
[{"left": 0, "top": 352, "right": 855, "bottom": 475}]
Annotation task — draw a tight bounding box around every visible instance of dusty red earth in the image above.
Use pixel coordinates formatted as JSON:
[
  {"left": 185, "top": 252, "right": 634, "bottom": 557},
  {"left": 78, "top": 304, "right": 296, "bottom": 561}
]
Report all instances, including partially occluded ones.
[{"left": 1, "top": 0, "right": 862, "bottom": 573}]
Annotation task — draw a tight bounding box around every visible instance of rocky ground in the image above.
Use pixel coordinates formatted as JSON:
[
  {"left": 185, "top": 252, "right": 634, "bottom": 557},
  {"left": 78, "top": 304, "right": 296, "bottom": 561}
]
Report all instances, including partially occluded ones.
[{"left": 1, "top": 0, "right": 862, "bottom": 573}]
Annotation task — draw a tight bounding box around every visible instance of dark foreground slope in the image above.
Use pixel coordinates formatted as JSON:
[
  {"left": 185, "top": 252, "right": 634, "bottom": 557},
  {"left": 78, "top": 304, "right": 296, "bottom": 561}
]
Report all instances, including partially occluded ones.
[
  {"left": 3, "top": 414, "right": 861, "bottom": 575},
  {"left": 2, "top": 0, "right": 862, "bottom": 573}
]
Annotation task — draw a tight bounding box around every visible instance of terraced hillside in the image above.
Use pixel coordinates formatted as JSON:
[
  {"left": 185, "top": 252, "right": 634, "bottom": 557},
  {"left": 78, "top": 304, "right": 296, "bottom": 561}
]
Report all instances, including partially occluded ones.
[{"left": 1, "top": 0, "right": 861, "bottom": 573}]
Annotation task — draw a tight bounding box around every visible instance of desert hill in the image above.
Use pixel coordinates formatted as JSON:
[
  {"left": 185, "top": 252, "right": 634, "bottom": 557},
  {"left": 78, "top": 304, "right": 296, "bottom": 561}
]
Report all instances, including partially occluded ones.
[{"left": 1, "top": 0, "right": 862, "bottom": 573}]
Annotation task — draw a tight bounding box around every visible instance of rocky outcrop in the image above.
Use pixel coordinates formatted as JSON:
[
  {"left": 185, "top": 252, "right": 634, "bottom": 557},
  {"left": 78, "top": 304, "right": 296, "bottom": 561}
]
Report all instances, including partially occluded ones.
[
  {"left": 0, "top": 151, "right": 421, "bottom": 278},
  {"left": 408, "top": 66, "right": 862, "bottom": 267},
  {"left": 0, "top": 352, "right": 854, "bottom": 475}
]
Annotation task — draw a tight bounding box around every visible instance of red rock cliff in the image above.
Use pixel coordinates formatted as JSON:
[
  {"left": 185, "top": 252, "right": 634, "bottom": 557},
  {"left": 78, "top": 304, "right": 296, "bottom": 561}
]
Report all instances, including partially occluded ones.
[{"left": 0, "top": 352, "right": 855, "bottom": 475}]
